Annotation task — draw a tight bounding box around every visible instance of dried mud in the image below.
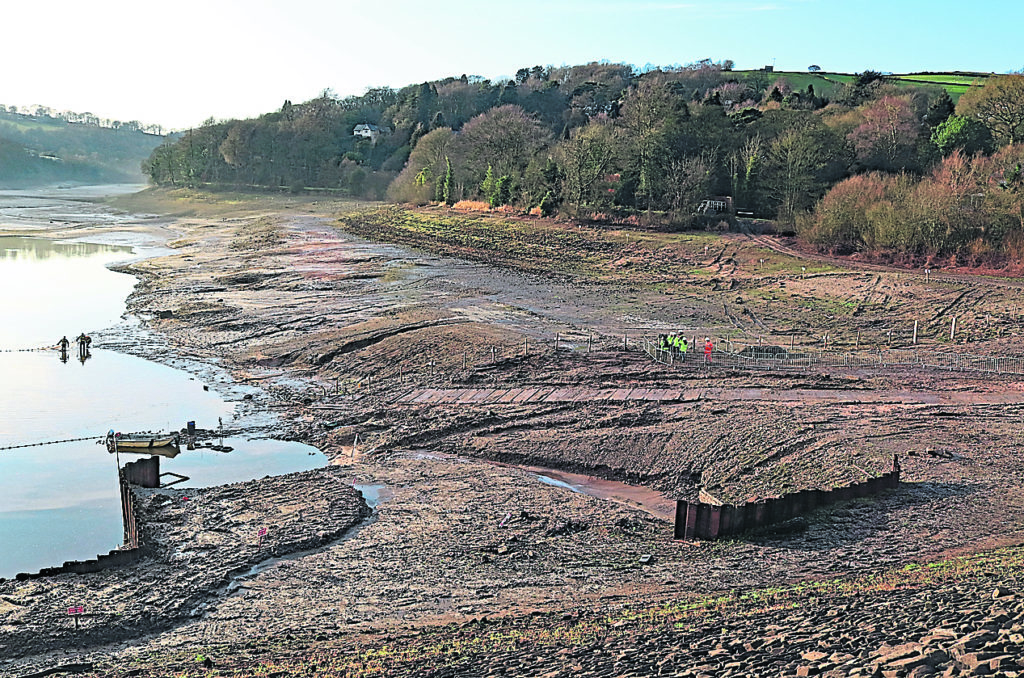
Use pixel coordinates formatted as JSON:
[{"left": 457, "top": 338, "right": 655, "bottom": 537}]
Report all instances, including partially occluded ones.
[{"left": 5, "top": 196, "right": 1024, "bottom": 676}]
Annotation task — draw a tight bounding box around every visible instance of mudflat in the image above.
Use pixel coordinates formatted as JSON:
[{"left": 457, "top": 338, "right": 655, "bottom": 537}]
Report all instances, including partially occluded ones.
[{"left": 5, "top": 189, "right": 1024, "bottom": 677}]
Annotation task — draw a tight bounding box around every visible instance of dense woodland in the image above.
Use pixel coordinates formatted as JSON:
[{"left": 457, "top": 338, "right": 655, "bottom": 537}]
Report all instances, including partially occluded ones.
[
  {"left": 0, "top": 108, "right": 166, "bottom": 187},
  {"left": 142, "top": 61, "right": 1024, "bottom": 266}
]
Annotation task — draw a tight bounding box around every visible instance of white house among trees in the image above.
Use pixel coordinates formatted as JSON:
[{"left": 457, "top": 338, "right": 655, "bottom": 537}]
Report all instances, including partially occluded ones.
[{"left": 353, "top": 123, "right": 382, "bottom": 144}]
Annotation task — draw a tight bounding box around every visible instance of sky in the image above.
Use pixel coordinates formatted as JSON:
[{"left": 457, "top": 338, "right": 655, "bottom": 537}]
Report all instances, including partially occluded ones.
[{"left": 2, "top": 0, "right": 1022, "bottom": 131}]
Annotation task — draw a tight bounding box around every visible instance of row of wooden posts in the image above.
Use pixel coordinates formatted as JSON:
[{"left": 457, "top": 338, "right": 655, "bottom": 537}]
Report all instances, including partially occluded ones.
[{"left": 715, "top": 314, "right": 976, "bottom": 354}]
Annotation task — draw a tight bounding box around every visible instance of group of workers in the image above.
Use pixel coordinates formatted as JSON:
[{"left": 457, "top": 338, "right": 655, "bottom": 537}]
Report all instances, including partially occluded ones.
[
  {"left": 56, "top": 333, "right": 92, "bottom": 364},
  {"left": 57, "top": 334, "right": 92, "bottom": 352},
  {"left": 657, "top": 334, "right": 714, "bottom": 361}
]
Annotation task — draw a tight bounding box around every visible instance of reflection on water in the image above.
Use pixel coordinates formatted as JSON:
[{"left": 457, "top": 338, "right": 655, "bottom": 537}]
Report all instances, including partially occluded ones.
[
  {"left": 0, "top": 350, "right": 233, "bottom": 451},
  {"left": 0, "top": 236, "right": 136, "bottom": 350},
  {"left": 0, "top": 203, "right": 326, "bottom": 579},
  {"left": 0, "top": 236, "right": 130, "bottom": 261}
]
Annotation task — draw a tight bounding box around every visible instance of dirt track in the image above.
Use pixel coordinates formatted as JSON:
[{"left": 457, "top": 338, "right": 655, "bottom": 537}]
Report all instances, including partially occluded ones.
[{"left": 5, "top": 193, "right": 1024, "bottom": 676}]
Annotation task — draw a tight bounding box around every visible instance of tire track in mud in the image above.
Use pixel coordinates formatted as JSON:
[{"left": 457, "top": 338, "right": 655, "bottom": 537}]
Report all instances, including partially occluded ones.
[
  {"left": 852, "top": 275, "right": 882, "bottom": 317},
  {"left": 317, "top": 318, "right": 468, "bottom": 363},
  {"left": 738, "top": 228, "right": 1024, "bottom": 291},
  {"left": 742, "top": 302, "right": 772, "bottom": 334},
  {"left": 722, "top": 301, "right": 746, "bottom": 332},
  {"left": 930, "top": 289, "right": 972, "bottom": 323}
]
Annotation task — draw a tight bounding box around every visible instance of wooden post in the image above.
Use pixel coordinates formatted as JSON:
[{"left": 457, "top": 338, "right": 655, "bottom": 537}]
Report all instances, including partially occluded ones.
[
  {"left": 856, "top": 330, "right": 860, "bottom": 349},
  {"left": 588, "top": 334, "right": 593, "bottom": 353},
  {"left": 790, "top": 333, "right": 795, "bottom": 350},
  {"left": 463, "top": 352, "right": 467, "bottom": 370},
  {"left": 491, "top": 347, "right": 496, "bottom": 363},
  {"left": 950, "top": 317, "right": 957, "bottom": 342},
  {"left": 913, "top": 320, "right": 918, "bottom": 345},
  {"left": 555, "top": 333, "right": 560, "bottom": 350},
  {"left": 623, "top": 334, "right": 628, "bottom": 350},
  {"left": 525, "top": 337, "right": 529, "bottom": 357},
  {"left": 887, "top": 330, "right": 892, "bottom": 346}
]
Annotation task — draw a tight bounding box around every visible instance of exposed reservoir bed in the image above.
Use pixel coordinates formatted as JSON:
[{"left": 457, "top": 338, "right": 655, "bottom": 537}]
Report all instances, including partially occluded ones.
[{"left": 0, "top": 193, "right": 325, "bottom": 579}]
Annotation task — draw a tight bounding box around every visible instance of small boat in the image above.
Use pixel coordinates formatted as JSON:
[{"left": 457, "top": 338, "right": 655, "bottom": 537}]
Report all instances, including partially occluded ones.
[{"left": 106, "top": 431, "right": 180, "bottom": 452}]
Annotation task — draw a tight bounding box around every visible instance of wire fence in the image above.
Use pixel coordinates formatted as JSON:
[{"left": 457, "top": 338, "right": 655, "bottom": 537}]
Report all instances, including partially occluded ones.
[
  {"left": 0, "top": 435, "right": 103, "bottom": 452},
  {"left": 0, "top": 345, "right": 63, "bottom": 353},
  {"left": 640, "top": 338, "right": 1024, "bottom": 376}
]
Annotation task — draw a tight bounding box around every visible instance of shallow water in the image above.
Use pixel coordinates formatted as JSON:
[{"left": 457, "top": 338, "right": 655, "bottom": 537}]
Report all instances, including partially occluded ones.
[
  {"left": 0, "top": 236, "right": 137, "bottom": 350},
  {"left": 0, "top": 190, "right": 325, "bottom": 578}
]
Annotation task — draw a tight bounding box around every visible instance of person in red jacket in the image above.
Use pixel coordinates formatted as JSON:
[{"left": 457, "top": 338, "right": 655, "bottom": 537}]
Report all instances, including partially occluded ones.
[{"left": 704, "top": 337, "right": 713, "bottom": 362}]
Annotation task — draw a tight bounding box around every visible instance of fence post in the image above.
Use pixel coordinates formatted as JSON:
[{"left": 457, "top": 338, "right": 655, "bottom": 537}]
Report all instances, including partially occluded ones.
[
  {"left": 555, "top": 333, "right": 560, "bottom": 351},
  {"left": 913, "top": 320, "right": 918, "bottom": 345},
  {"left": 525, "top": 337, "right": 529, "bottom": 357},
  {"left": 950, "top": 317, "right": 957, "bottom": 343},
  {"left": 588, "top": 334, "right": 593, "bottom": 353}
]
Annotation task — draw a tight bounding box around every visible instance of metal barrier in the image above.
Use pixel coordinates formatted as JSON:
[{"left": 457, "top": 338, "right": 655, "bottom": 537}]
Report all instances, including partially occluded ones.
[
  {"left": 675, "top": 456, "right": 901, "bottom": 540},
  {"left": 641, "top": 338, "right": 1024, "bottom": 377}
]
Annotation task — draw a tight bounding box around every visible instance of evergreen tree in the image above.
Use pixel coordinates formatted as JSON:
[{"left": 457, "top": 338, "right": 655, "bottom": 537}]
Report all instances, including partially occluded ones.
[
  {"left": 925, "top": 91, "right": 955, "bottom": 128},
  {"left": 481, "top": 164, "right": 496, "bottom": 201}
]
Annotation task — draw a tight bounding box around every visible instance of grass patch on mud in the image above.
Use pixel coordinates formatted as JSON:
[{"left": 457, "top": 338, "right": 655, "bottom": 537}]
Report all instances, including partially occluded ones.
[
  {"left": 230, "top": 216, "right": 284, "bottom": 251},
  {"left": 95, "top": 545, "right": 1024, "bottom": 677},
  {"left": 108, "top": 187, "right": 376, "bottom": 220},
  {"left": 335, "top": 206, "right": 841, "bottom": 287}
]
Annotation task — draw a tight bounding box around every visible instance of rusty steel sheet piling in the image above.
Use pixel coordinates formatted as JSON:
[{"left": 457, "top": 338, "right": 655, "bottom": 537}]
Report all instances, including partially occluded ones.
[{"left": 674, "top": 456, "right": 901, "bottom": 540}]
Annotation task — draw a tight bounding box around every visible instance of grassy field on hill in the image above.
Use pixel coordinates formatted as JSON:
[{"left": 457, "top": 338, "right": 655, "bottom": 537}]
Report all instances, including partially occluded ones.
[{"left": 732, "top": 70, "right": 991, "bottom": 101}]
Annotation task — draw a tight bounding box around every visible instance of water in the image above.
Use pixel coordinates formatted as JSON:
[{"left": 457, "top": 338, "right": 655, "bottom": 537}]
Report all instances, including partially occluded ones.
[
  {"left": 0, "top": 237, "right": 137, "bottom": 350},
  {"left": 0, "top": 189, "right": 326, "bottom": 578}
]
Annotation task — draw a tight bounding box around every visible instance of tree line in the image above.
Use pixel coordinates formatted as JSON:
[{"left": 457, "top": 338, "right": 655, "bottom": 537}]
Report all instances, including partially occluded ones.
[
  {"left": 0, "top": 104, "right": 165, "bottom": 135},
  {"left": 0, "top": 108, "right": 167, "bottom": 187},
  {"left": 141, "top": 61, "right": 1024, "bottom": 265},
  {"left": 800, "top": 73, "right": 1024, "bottom": 265}
]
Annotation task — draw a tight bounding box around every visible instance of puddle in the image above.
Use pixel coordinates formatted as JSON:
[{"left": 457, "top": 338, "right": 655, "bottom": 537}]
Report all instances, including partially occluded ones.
[
  {"left": 522, "top": 465, "right": 677, "bottom": 521},
  {"left": 536, "top": 474, "right": 582, "bottom": 492},
  {"left": 353, "top": 483, "right": 391, "bottom": 508}
]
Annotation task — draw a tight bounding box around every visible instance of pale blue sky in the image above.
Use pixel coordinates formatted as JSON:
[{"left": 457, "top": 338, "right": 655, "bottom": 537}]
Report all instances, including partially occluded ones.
[{"left": 2, "top": 0, "right": 1021, "bottom": 130}]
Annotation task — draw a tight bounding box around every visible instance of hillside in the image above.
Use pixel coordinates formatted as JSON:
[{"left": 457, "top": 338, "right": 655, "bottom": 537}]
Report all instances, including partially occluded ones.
[{"left": 0, "top": 109, "right": 167, "bottom": 188}]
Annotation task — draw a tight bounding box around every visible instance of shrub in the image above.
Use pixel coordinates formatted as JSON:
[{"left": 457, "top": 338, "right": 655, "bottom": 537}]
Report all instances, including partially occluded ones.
[{"left": 451, "top": 200, "right": 491, "bottom": 212}]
